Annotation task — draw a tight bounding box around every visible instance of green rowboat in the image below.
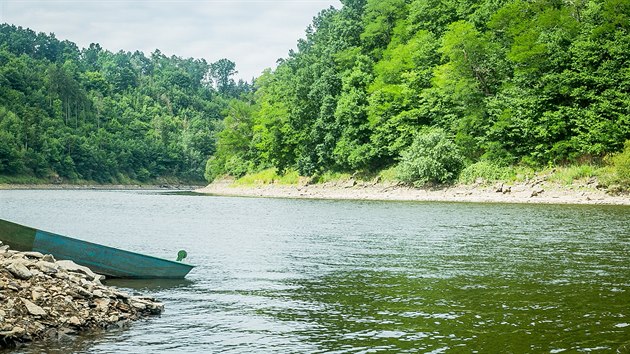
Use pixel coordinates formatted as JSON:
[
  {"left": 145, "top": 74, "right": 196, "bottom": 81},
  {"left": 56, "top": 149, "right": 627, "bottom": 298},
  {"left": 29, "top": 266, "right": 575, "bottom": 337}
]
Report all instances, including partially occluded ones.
[{"left": 0, "top": 219, "right": 194, "bottom": 279}]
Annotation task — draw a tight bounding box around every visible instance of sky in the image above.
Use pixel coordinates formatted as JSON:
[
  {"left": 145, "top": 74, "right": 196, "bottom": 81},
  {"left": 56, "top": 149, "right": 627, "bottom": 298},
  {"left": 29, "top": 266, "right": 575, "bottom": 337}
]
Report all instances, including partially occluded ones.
[{"left": 0, "top": 0, "right": 342, "bottom": 80}]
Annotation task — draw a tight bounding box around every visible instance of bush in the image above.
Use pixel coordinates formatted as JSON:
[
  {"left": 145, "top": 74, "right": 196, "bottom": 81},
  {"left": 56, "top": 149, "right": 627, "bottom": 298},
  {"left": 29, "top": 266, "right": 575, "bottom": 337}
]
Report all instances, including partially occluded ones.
[
  {"left": 458, "top": 161, "right": 514, "bottom": 184},
  {"left": 204, "top": 156, "right": 222, "bottom": 182},
  {"left": 396, "top": 127, "right": 464, "bottom": 186}
]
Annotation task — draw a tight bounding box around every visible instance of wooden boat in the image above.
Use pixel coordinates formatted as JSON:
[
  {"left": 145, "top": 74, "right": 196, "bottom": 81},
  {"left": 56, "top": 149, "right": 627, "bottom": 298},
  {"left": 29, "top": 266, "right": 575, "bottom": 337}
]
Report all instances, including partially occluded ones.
[{"left": 0, "top": 219, "right": 194, "bottom": 279}]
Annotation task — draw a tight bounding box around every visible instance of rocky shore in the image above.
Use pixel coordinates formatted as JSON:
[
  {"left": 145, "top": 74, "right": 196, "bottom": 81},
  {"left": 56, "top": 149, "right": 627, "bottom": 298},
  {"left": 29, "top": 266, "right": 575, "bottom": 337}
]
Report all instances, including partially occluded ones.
[
  {"left": 197, "top": 178, "right": 630, "bottom": 205},
  {"left": 0, "top": 242, "right": 164, "bottom": 349}
]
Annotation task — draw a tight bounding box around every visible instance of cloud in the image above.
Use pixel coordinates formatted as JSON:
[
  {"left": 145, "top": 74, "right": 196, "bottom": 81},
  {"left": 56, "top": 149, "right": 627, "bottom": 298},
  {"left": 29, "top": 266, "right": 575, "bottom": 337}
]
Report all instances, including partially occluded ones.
[{"left": 0, "top": 0, "right": 341, "bottom": 80}]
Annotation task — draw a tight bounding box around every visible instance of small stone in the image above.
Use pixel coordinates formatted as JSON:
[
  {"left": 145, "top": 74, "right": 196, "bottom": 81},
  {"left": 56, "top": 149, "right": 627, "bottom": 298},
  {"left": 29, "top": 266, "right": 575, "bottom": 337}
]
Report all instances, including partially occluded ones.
[
  {"left": 6, "top": 262, "right": 33, "bottom": 280},
  {"left": 93, "top": 289, "right": 104, "bottom": 298},
  {"left": 31, "top": 290, "right": 43, "bottom": 301},
  {"left": 23, "top": 251, "right": 44, "bottom": 259},
  {"left": 21, "top": 298, "right": 47, "bottom": 316},
  {"left": 131, "top": 301, "right": 147, "bottom": 310},
  {"left": 2, "top": 326, "right": 25, "bottom": 337},
  {"left": 68, "top": 316, "right": 82, "bottom": 326},
  {"left": 94, "top": 298, "right": 110, "bottom": 311},
  {"left": 35, "top": 260, "right": 59, "bottom": 274},
  {"left": 530, "top": 188, "right": 544, "bottom": 197},
  {"left": 343, "top": 179, "right": 357, "bottom": 188},
  {"left": 42, "top": 254, "right": 56, "bottom": 263},
  {"left": 73, "top": 285, "right": 93, "bottom": 298}
]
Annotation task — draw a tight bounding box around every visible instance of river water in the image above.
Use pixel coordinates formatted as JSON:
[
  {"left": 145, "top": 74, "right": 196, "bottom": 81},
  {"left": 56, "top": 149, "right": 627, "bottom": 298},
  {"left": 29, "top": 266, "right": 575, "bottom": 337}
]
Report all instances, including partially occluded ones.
[{"left": 0, "top": 190, "right": 629, "bottom": 353}]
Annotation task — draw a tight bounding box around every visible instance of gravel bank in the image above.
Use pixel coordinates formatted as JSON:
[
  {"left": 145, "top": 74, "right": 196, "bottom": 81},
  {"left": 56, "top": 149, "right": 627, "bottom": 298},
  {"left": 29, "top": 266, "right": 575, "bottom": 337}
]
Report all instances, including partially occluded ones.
[
  {"left": 197, "top": 178, "right": 630, "bottom": 205},
  {"left": 0, "top": 242, "right": 163, "bottom": 349}
]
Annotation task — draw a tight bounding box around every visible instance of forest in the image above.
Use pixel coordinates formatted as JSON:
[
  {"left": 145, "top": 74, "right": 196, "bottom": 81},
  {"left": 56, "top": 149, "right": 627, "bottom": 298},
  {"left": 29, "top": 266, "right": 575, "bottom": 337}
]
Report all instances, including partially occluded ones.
[
  {"left": 0, "top": 23, "right": 250, "bottom": 183},
  {"left": 1, "top": 0, "right": 630, "bottom": 186},
  {"left": 208, "top": 0, "right": 630, "bottom": 186}
]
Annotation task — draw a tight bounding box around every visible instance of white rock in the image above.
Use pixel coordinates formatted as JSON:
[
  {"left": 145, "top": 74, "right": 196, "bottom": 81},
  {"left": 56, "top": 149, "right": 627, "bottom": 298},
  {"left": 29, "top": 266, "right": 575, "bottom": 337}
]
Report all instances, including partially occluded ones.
[
  {"left": 68, "top": 316, "right": 82, "bottom": 326},
  {"left": 6, "top": 262, "right": 33, "bottom": 280},
  {"left": 35, "top": 260, "right": 59, "bottom": 274},
  {"left": 41, "top": 254, "right": 56, "bottom": 263},
  {"left": 56, "top": 260, "right": 101, "bottom": 281},
  {"left": 21, "top": 298, "right": 47, "bottom": 316},
  {"left": 23, "top": 251, "right": 44, "bottom": 259}
]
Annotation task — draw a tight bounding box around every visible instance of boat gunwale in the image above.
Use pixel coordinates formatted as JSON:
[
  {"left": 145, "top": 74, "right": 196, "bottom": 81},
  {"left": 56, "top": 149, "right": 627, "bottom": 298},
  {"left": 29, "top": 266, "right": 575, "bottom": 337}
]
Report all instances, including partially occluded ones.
[{"left": 1, "top": 219, "right": 195, "bottom": 270}]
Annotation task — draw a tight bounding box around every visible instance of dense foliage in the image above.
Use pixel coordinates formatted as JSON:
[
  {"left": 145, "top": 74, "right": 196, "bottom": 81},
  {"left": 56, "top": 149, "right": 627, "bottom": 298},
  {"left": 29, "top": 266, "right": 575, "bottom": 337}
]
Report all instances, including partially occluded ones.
[
  {"left": 0, "top": 24, "right": 250, "bottom": 183},
  {"left": 208, "top": 0, "right": 630, "bottom": 185}
]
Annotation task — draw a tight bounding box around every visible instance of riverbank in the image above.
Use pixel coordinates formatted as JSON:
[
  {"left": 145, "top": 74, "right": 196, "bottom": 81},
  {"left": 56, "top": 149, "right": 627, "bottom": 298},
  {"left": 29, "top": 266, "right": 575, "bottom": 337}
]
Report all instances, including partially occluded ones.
[
  {"left": 0, "top": 243, "right": 163, "bottom": 349},
  {"left": 197, "top": 178, "right": 630, "bottom": 205},
  {"left": 0, "top": 183, "right": 203, "bottom": 191}
]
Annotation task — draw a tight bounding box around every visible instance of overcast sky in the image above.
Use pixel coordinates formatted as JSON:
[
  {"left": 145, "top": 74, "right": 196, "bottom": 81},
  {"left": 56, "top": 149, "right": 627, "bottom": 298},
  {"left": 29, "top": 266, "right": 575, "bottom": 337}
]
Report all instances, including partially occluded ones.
[{"left": 0, "top": 0, "right": 341, "bottom": 80}]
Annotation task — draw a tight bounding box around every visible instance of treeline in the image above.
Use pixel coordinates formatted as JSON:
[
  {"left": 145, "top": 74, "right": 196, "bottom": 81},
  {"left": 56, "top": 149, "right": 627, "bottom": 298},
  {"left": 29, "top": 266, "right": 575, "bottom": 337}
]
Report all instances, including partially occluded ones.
[
  {"left": 208, "top": 0, "right": 630, "bottom": 184},
  {"left": 0, "top": 24, "right": 250, "bottom": 183}
]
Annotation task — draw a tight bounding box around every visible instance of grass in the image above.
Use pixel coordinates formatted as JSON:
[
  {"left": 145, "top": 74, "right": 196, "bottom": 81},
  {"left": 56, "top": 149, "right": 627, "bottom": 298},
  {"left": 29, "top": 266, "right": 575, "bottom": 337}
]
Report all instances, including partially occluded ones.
[
  {"left": 233, "top": 168, "right": 299, "bottom": 186},
  {"left": 312, "top": 171, "right": 352, "bottom": 184},
  {"left": 546, "top": 165, "right": 602, "bottom": 186},
  {"left": 458, "top": 161, "right": 516, "bottom": 184},
  {"left": 0, "top": 175, "right": 50, "bottom": 185}
]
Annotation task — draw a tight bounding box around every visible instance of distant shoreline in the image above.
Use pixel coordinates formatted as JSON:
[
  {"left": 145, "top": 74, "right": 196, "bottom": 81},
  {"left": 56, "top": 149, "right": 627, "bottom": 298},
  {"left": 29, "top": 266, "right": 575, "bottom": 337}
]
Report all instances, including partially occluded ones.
[
  {"left": 0, "top": 183, "right": 203, "bottom": 191},
  {"left": 196, "top": 179, "right": 630, "bottom": 206}
]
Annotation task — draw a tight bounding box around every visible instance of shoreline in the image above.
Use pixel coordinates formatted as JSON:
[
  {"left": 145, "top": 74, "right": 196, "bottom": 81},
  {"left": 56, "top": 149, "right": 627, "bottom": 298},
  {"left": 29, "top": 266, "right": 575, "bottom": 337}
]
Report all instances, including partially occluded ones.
[
  {"left": 0, "top": 183, "right": 204, "bottom": 191},
  {"left": 196, "top": 179, "right": 630, "bottom": 206}
]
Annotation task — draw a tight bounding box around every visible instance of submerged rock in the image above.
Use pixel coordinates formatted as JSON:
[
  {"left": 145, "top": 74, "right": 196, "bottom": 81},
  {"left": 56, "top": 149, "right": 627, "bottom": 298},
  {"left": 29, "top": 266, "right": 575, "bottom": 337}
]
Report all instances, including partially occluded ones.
[{"left": 0, "top": 245, "right": 164, "bottom": 349}]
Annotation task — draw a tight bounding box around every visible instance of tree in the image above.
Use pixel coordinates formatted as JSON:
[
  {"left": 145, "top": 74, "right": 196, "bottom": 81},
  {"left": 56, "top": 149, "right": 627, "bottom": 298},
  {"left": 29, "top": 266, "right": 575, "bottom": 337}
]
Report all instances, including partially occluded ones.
[{"left": 210, "top": 59, "right": 237, "bottom": 96}]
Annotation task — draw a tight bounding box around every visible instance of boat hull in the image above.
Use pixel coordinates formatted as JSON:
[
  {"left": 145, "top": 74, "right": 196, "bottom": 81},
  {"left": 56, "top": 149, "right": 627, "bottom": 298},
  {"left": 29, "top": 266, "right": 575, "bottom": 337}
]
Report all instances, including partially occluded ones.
[{"left": 0, "top": 219, "right": 194, "bottom": 279}]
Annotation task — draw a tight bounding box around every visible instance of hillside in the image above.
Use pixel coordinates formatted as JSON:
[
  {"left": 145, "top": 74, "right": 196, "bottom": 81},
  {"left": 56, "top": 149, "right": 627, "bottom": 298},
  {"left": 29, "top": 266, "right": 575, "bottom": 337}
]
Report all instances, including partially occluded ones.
[{"left": 207, "top": 0, "right": 630, "bottom": 189}]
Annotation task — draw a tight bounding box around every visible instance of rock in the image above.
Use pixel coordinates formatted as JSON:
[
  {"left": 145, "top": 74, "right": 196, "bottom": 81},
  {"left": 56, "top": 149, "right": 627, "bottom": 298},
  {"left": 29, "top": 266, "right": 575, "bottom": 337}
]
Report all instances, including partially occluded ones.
[
  {"left": 530, "top": 188, "right": 544, "bottom": 197},
  {"left": 35, "top": 260, "right": 59, "bottom": 274},
  {"left": 0, "top": 326, "right": 25, "bottom": 337},
  {"left": 41, "top": 254, "right": 56, "bottom": 263},
  {"left": 56, "top": 260, "right": 100, "bottom": 281},
  {"left": 31, "top": 290, "right": 43, "bottom": 302},
  {"left": 21, "top": 298, "right": 47, "bottom": 316},
  {"left": 68, "top": 316, "right": 82, "bottom": 326},
  {"left": 23, "top": 251, "right": 44, "bottom": 259},
  {"left": 94, "top": 298, "right": 110, "bottom": 311},
  {"left": 0, "top": 247, "right": 164, "bottom": 349},
  {"left": 6, "top": 262, "right": 33, "bottom": 280}
]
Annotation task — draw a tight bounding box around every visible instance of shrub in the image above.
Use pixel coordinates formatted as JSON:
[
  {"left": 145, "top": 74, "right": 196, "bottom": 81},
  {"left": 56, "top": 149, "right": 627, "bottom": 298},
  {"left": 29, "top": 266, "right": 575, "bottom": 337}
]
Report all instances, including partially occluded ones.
[{"left": 396, "top": 127, "right": 464, "bottom": 186}]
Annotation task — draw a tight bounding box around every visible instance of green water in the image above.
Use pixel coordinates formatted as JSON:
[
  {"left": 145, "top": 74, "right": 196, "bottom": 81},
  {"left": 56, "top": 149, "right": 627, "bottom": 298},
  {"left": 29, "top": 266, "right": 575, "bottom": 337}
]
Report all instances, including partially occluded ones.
[{"left": 0, "top": 190, "right": 629, "bottom": 353}]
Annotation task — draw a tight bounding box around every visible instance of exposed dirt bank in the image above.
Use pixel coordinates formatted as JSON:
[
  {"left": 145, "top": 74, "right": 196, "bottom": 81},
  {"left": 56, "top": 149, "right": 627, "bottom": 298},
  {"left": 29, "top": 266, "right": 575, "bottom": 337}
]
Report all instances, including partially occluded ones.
[{"left": 196, "top": 178, "right": 630, "bottom": 205}]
